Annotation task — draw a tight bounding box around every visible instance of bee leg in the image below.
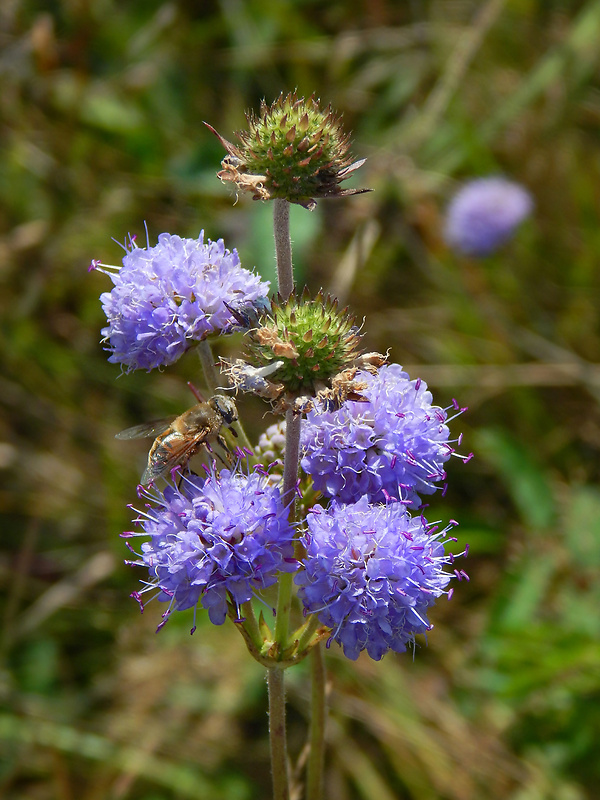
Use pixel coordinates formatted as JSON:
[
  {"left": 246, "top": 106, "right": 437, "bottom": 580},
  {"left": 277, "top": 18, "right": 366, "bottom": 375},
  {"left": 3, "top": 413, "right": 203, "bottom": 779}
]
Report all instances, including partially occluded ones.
[{"left": 216, "top": 434, "right": 235, "bottom": 464}]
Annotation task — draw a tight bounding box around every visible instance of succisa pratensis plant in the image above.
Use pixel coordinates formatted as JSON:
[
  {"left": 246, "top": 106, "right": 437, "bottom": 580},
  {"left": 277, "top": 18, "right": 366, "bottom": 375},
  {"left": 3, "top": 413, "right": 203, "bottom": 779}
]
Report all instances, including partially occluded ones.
[{"left": 90, "top": 92, "right": 471, "bottom": 800}]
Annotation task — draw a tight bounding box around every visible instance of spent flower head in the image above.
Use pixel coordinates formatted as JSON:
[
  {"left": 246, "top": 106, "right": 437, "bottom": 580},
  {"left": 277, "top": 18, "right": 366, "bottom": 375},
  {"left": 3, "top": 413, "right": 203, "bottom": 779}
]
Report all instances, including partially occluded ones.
[
  {"left": 124, "top": 463, "right": 297, "bottom": 629},
  {"left": 301, "top": 363, "right": 464, "bottom": 507},
  {"left": 444, "top": 177, "right": 533, "bottom": 257},
  {"left": 93, "top": 231, "right": 269, "bottom": 371},
  {"left": 296, "top": 496, "right": 464, "bottom": 660},
  {"left": 208, "top": 92, "right": 369, "bottom": 210}
]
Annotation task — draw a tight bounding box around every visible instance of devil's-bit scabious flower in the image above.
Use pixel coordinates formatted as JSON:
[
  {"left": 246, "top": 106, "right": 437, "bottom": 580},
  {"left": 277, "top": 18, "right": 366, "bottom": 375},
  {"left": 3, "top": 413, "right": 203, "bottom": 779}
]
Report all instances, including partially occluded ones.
[
  {"left": 444, "top": 177, "right": 533, "bottom": 257},
  {"left": 207, "top": 92, "right": 369, "bottom": 210},
  {"left": 94, "top": 231, "right": 269, "bottom": 371},
  {"left": 296, "top": 496, "right": 462, "bottom": 660},
  {"left": 125, "top": 465, "right": 296, "bottom": 628},
  {"left": 301, "top": 363, "right": 461, "bottom": 507}
]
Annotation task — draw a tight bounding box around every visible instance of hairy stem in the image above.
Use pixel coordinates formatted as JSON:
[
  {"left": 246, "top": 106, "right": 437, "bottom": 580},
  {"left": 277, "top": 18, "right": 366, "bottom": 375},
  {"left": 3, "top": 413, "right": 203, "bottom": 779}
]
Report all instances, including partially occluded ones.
[
  {"left": 238, "top": 601, "right": 263, "bottom": 651},
  {"left": 196, "top": 339, "right": 221, "bottom": 392},
  {"left": 274, "top": 410, "right": 301, "bottom": 649},
  {"left": 269, "top": 192, "right": 298, "bottom": 800},
  {"left": 306, "top": 643, "right": 327, "bottom": 800},
  {"left": 268, "top": 668, "right": 290, "bottom": 800},
  {"left": 282, "top": 409, "right": 301, "bottom": 509},
  {"left": 273, "top": 199, "right": 293, "bottom": 299}
]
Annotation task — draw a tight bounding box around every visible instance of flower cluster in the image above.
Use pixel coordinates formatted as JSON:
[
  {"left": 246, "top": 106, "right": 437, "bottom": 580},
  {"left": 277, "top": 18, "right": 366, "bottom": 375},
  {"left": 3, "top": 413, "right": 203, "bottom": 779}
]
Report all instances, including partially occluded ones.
[
  {"left": 444, "top": 177, "right": 533, "bottom": 257},
  {"left": 94, "top": 93, "right": 471, "bottom": 663},
  {"left": 301, "top": 363, "right": 460, "bottom": 507},
  {"left": 292, "top": 363, "right": 468, "bottom": 659},
  {"left": 95, "top": 231, "right": 269, "bottom": 371},
  {"left": 125, "top": 465, "right": 296, "bottom": 629},
  {"left": 296, "top": 497, "right": 460, "bottom": 660}
]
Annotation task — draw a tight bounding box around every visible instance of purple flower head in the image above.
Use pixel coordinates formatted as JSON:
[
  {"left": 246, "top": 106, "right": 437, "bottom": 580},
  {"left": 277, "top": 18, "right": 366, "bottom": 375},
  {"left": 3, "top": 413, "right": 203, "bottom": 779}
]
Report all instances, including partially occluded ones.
[
  {"left": 125, "top": 463, "right": 297, "bottom": 628},
  {"left": 444, "top": 177, "right": 533, "bottom": 257},
  {"left": 301, "top": 363, "right": 461, "bottom": 507},
  {"left": 296, "top": 497, "right": 462, "bottom": 660},
  {"left": 96, "top": 231, "right": 270, "bottom": 371}
]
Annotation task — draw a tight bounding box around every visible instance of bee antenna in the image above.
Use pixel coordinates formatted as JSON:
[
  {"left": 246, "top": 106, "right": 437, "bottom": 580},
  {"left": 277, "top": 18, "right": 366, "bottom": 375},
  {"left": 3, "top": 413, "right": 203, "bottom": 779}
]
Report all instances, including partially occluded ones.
[{"left": 187, "top": 382, "right": 206, "bottom": 403}]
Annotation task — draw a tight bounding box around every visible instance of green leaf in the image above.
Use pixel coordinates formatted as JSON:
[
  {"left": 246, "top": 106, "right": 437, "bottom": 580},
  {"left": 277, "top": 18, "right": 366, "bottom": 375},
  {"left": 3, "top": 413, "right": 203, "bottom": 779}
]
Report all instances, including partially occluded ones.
[
  {"left": 475, "top": 427, "right": 556, "bottom": 530},
  {"left": 564, "top": 485, "right": 600, "bottom": 569}
]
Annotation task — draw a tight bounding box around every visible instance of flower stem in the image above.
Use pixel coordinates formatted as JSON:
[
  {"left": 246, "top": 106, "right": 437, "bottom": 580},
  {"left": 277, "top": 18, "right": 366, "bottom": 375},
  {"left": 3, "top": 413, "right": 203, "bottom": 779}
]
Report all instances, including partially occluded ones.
[
  {"left": 268, "top": 667, "right": 290, "bottom": 800},
  {"left": 270, "top": 191, "right": 296, "bottom": 800},
  {"left": 273, "top": 199, "right": 293, "bottom": 299},
  {"left": 306, "top": 643, "right": 326, "bottom": 800},
  {"left": 274, "top": 409, "right": 301, "bottom": 649},
  {"left": 196, "top": 339, "right": 221, "bottom": 392},
  {"left": 282, "top": 409, "right": 301, "bottom": 509},
  {"left": 273, "top": 192, "right": 300, "bottom": 651},
  {"left": 239, "top": 601, "right": 263, "bottom": 650}
]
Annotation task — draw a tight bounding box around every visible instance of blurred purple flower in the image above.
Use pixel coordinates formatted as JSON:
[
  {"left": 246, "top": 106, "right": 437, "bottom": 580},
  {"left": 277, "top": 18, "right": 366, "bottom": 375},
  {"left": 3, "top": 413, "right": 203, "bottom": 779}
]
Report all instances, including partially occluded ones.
[
  {"left": 125, "top": 464, "right": 296, "bottom": 629},
  {"left": 96, "top": 231, "right": 269, "bottom": 371},
  {"left": 444, "top": 177, "right": 533, "bottom": 257},
  {"left": 296, "top": 496, "right": 463, "bottom": 660},
  {"left": 301, "top": 363, "right": 463, "bottom": 507}
]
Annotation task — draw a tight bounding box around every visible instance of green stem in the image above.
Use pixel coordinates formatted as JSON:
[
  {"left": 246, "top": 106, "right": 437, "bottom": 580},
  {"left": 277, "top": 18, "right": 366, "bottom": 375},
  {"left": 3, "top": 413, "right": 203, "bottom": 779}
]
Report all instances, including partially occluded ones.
[
  {"left": 268, "top": 667, "right": 290, "bottom": 800},
  {"left": 196, "top": 339, "right": 221, "bottom": 392},
  {"left": 274, "top": 572, "right": 294, "bottom": 651},
  {"left": 273, "top": 199, "right": 293, "bottom": 299},
  {"left": 274, "top": 410, "right": 301, "bottom": 650},
  {"left": 239, "top": 601, "right": 263, "bottom": 650},
  {"left": 269, "top": 191, "right": 297, "bottom": 800},
  {"left": 306, "top": 643, "right": 326, "bottom": 800}
]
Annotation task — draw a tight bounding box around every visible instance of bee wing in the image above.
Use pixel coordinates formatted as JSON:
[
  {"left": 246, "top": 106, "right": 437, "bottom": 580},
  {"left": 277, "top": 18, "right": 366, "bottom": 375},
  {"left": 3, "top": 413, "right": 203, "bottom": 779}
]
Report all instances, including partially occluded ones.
[
  {"left": 115, "top": 418, "right": 175, "bottom": 440},
  {"left": 141, "top": 429, "right": 210, "bottom": 484}
]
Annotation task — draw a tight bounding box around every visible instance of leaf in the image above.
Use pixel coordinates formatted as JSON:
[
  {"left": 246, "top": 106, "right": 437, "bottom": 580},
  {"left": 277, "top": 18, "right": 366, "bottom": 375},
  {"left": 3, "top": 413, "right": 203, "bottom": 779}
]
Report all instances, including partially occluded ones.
[
  {"left": 564, "top": 485, "right": 600, "bottom": 569},
  {"left": 475, "top": 427, "right": 556, "bottom": 530}
]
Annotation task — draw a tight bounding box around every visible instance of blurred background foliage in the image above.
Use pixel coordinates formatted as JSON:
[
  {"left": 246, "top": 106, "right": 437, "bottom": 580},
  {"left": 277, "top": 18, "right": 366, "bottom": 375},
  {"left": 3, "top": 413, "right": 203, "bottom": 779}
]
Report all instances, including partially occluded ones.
[{"left": 1, "top": 0, "right": 600, "bottom": 797}]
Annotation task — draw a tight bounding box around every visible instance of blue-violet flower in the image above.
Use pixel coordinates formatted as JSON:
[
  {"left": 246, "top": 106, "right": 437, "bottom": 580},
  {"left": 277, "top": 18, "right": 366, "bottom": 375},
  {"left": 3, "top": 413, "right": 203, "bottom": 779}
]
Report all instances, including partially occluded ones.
[
  {"left": 96, "top": 231, "right": 270, "bottom": 371},
  {"left": 125, "top": 465, "right": 296, "bottom": 629},
  {"left": 301, "top": 363, "right": 461, "bottom": 507},
  {"left": 444, "top": 177, "right": 533, "bottom": 257},
  {"left": 296, "top": 496, "right": 462, "bottom": 660}
]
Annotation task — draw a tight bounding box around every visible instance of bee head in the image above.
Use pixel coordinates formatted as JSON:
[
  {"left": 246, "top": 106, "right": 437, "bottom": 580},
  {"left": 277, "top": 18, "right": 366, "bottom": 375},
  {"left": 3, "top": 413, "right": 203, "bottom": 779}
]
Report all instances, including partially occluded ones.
[{"left": 211, "top": 395, "right": 238, "bottom": 425}]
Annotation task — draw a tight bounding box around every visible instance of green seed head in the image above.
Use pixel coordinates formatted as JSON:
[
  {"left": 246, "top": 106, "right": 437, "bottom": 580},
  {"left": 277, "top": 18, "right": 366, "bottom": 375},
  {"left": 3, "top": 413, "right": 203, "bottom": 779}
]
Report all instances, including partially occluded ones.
[
  {"left": 245, "top": 289, "right": 362, "bottom": 396},
  {"left": 208, "top": 93, "right": 369, "bottom": 209}
]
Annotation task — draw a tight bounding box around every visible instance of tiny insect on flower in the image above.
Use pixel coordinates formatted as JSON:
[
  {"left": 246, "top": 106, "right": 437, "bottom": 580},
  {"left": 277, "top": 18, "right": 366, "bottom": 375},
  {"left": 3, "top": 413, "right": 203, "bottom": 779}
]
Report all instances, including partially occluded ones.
[{"left": 116, "top": 395, "right": 238, "bottom": 484}]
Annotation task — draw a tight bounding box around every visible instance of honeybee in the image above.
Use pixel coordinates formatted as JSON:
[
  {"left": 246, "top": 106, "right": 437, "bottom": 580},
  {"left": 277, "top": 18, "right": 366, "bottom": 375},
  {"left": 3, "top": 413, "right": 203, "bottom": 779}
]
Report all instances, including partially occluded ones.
[{"left": 116, "top": 394, "right": 238, "bottom": 485}]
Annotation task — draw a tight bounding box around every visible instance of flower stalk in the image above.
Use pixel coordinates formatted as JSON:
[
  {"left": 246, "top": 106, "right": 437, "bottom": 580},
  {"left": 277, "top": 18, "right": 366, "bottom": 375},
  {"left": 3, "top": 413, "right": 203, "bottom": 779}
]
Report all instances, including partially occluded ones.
[
  {"left": 196, "top": 339, "right": 221, "bottom": 393},
  {"left": 274, "top": 199, "right": 293, "bottom": 300},
  {"left": 306, "top": 643, "right": 326, "bottom": 800},
  {"left": 268, "top": 667, "right": 290, "bottom": 800}
]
